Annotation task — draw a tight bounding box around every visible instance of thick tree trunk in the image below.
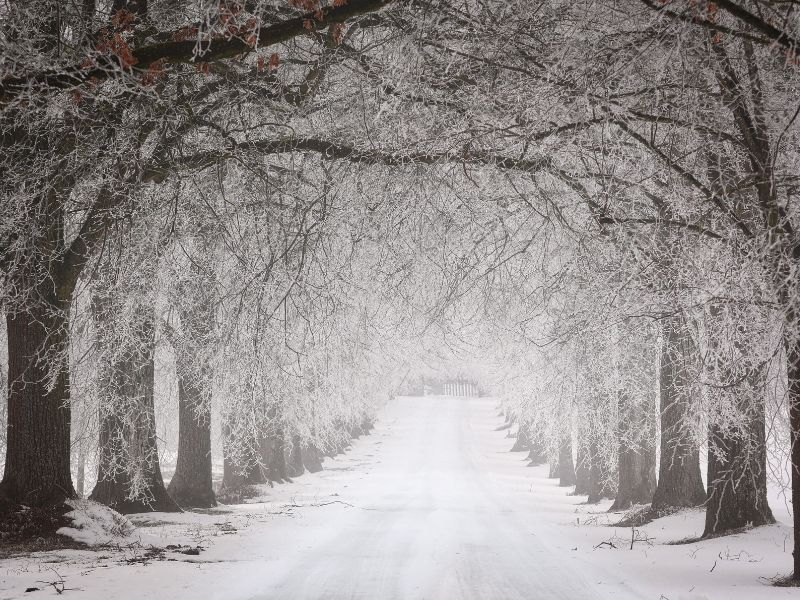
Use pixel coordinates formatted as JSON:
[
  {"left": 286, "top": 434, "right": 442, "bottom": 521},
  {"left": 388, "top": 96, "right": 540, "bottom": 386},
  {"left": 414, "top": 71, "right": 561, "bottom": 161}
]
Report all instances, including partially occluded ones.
[
  {"left": 222, "top": 453, "right": 265, "bottom": 489},
  {"left": 167, "top": 375, "right": 215, "bottom": 508},
  {"left": 267, "top": 433, "right": 289, "bottom": 482},
  {"left": 511, "top": 421, "right": 531, "bottom": 452},
  {"left": 348, "top": 422, "right": 363, "bottom": 440},
  {"left": 527, "top": 439, "right": 547, "bottom": 466},
  {"left": 703, "top": 308, "right": 774, "bottom": 536},
  {"left": 611, "top": 391, "right": 656, "bottom": 511},
  {"left": 652, "top": 316, "right": 705, "bottom": 510},
  {"left": 361, "top": 415, "right": 374, "bottom": 435},
  {"left": 574, "top": 439, "right": 591, "bottom": 495},
  {"left": 327, "top": 419, "right": 351, "bottom": 456},
  {"left": 302, "top": 444, "right": 324, "bottom": 473},
  {"left": 611, "top": 442, "right": 656, "bottom": 510},
  {"left": 167, "top": 294, "right": 216, "bottom": 509},
  {"left": 76, "top": 447, "right": 86, "bottom": 498},
  {"left": 524, "top": 422, "right": 547, "bottom": 465},
  {"left": 558, "top": 437, "right": 576, "bottom": 486},
  {"left": 548, "top": 457, "right": 559, "bottom": 479},
  {"left": 285, "top": 434, "right": 305, "bottom": 478},
  {"left": 0, "top": 307, "right": 76, "bottom": 507},
  {"left": 220, "top": 424, "right": 265, "bottom": 494},
  {"left": 788, "top": 339, "right": 800, "bottom": 580},
  {"left": 704, "top": 414, "right": 774, "bottom": 536},
  {"left": 89, "top": 305, "right": 179, "bottom": 514},
  {"left": 587, "top": 442, "right": 616, "bottom": 504}
]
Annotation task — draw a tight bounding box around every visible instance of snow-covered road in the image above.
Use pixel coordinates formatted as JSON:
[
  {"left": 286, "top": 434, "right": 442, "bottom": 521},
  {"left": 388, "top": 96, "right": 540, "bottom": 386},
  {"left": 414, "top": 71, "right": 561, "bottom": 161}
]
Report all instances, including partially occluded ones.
[{"left": 225, "top": 396, "right": 641, "bottom": 600}]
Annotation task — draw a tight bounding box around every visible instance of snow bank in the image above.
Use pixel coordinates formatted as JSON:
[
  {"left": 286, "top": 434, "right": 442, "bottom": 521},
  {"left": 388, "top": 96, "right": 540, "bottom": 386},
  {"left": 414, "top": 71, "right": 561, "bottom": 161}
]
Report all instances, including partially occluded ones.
[{"left": 56, "top": 499, "right": 135, "bottom": 546}]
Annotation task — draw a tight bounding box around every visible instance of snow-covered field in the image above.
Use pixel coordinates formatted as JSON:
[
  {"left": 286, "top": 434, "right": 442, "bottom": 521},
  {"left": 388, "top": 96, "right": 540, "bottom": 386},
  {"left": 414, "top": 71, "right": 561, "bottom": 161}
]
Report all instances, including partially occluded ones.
[{"left": 0, "top": 396, "right": 795, "bottom": 599}]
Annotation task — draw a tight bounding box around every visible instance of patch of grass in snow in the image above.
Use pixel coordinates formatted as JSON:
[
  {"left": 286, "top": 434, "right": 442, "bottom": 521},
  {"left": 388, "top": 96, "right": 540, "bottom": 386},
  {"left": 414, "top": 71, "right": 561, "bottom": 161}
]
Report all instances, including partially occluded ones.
[
  {"left": 614, "top": 504, "right": 681, "bottom": 528},
  {"left": 0, "top": 503, "right": 86, "bottom": 557},
  {"left": 769, "top": 574, "right": 800, "bottom": 587},
  {"left": 121, "top": 544, "right": 205, "bottom": 565}
]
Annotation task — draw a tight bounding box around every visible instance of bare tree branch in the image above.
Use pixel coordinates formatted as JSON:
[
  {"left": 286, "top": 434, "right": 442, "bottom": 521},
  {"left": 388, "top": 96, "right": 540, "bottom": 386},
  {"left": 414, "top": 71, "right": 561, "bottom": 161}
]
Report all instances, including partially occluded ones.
[{"left": 0, "top": 0, "right": 395, "bottom": 106}]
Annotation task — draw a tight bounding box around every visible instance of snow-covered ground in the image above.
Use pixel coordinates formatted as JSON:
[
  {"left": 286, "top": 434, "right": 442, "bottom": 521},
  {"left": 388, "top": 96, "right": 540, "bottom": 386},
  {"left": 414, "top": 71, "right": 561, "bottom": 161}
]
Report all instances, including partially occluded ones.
[{"left": 1, "top": 396, "right": 796, "bottom": 599}]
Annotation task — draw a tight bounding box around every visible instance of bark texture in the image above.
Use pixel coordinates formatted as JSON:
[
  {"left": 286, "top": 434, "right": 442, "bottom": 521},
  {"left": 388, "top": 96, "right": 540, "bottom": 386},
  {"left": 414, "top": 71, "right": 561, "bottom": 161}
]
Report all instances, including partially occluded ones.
[
  {"left": 558, "top": 437, "right": 576, "bottom": 487},
  {"left": 302, "top": 444, "right": 324, "bottom": 473},
  {"left": 219, "top": 422, "right": 265, "bottom": 501},
  {"left": 788, "top": 340, "right": 800, "bottom": 579},
  {"left": 511, "top": 422, "right": 531, "bottom": 452},
  {"left": 574, "top": 438, "right": 591, "bottom": 495},
  {"left": 285, "top": 434, "right": 305, "bottom": 479},
  {"left": 652, "top": 316, "right": 705, "bottom": 510},
  {"left": 704, "top": 415, "right": 774, "bottom": 536},
  {"left": 0, "top": 307, "right": 76, "bottom": 507},
  {"left": 703, "top": 306, "right": 774, "bottom": 536},
  {"left": 587, "top": 442, "right": 617, "bottom": 504},
  {"left": 527, "top": 437, "right": 547, "bottom": 466},
  {"left": 89, "top": 303, "right": 179, "bottom": 514},
  {"left": 548, "top": 457, "right": 559, "bottom": 479},
  {"left": 166, "top": 289, "right": 216, "bottom": 509},
  {"left": 0, "top": 131, "right": 79, "bottom": 508},
  {"left": 265, "top": 434, "right": 289, "bottom": 482},
  {"left": 167, "top": 374, "right": 215, "bottom": 508},
  {"left": 611, "top": 391, "right": 656, "bottom": 511}
]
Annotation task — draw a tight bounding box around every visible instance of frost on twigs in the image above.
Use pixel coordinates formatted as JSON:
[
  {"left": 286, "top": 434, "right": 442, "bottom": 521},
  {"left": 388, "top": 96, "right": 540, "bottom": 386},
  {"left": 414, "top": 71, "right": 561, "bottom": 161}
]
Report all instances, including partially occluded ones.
[{"left": 56, "top": 499, "right": 135, "bottom": 547}]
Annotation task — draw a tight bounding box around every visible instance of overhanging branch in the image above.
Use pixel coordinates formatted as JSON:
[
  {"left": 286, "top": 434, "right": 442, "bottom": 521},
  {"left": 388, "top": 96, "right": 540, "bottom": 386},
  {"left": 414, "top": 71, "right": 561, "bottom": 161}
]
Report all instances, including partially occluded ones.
[
  {"left": 142, "top": 137, "right": 554, "bottom": 182},
  {"left": 0, "top": 0, "right": 394, "bottom": 105}
]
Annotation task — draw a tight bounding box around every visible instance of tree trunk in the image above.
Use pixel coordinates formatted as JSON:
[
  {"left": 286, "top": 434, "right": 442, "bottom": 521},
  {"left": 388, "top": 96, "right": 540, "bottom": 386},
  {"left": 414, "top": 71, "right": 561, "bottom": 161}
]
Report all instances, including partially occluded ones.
[
  {"left": 76, "top": 447, "right": 86, "bottom": 498},
  {"left": 611, "top": 441, "right": 656, "bottom": 510},
  {"left": 285, "top": 434, "right": 305, "bottom": 478},
  {"left": 222, "top": 452, "right": 265, "bottom": 490},
  {"left": 527, "top": 438, "right": 547, "bottom": 466},
  {"left": 0, "top": 3, "right": 118, "bottom": 513},
  {"left": 361, "top": 415, "right": 374, "bottom": 435},
  {"left": 704, "top": 413, "right": 774, "bottom": 536},
  {"left": 348, "top": 422, "right": 363, "bottom": 440},
  {"left": 166, "top": 294, "right": 216, "bottom": 509},
  {"left": 89, "top": 304, "right": 179, "bottom": 514},
  {"left": 611, "top": 391, "right": 656, "bottom": 511},
  {"left": 548, "top": 457, "right": 559, "bottom": 479},
  {"left": 167, "top": 375, "right": 215, "bottom": 508},
  {"left": 587, "top": 442, "right": 616, "bottom": 504},
  {"left": 574, "top": 438, "right": 591, "bottom": 495},
  {"left": 652, "top": 315, "right": 705, "bottom": 510},
  {"left": 703, "top": 307, "right": 773, "bottom": 536},
  {"left": 788, "top": 338, "right": 800, "bottom": 580},
  {"left": 511, "top": 421, "right": 531, "bottom": 452},
  {"left": 558, "top": 436, "right": 576, "bottom": 486},
  {"left": 302, "top": 444, "right": 324, "bottom": 473},
  {"left": 267, "top": 433, "right": 289, "bottom": 482},
  {"left": 219, "top": 422, "right": 264, "bottom": 501},
  {"left": 0, "top": 307, "right": 76, "bottom": 507}
]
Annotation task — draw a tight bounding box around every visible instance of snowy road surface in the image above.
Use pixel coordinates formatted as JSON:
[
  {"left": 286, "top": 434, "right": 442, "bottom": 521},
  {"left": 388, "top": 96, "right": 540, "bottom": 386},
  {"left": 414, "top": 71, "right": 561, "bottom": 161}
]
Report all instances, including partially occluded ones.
[
  {"left": 1, "top": 397, "right": 646, "bottom": 600},
  {"left": 223, "top": 396, "right": 641, "bottom": 600}
]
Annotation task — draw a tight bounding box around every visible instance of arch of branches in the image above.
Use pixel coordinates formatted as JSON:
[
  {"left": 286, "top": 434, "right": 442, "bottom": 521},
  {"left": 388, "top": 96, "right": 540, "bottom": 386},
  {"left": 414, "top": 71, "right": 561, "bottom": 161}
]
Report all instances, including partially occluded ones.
[{"left": 1, "top": 0, "right": 800, "bottom": 580}]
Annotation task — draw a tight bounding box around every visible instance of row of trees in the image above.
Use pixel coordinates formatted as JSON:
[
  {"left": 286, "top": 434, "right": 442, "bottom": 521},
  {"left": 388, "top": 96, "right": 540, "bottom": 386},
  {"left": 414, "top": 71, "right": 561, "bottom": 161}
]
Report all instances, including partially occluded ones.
[
  {"left": 454, "top": 6, "right": 799, "bottom": 567},
  {"left": 494, "top": 241, "right": 780, "bottom": 533},
  {"left": 408, "top": 0, "right": 800, "bottom": 576},
  {"left": 0, "top": 0, "right": 416, "bottom": 515},
  {"left": 2, "top": 0, "right": 800, "bottom": 581}
]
